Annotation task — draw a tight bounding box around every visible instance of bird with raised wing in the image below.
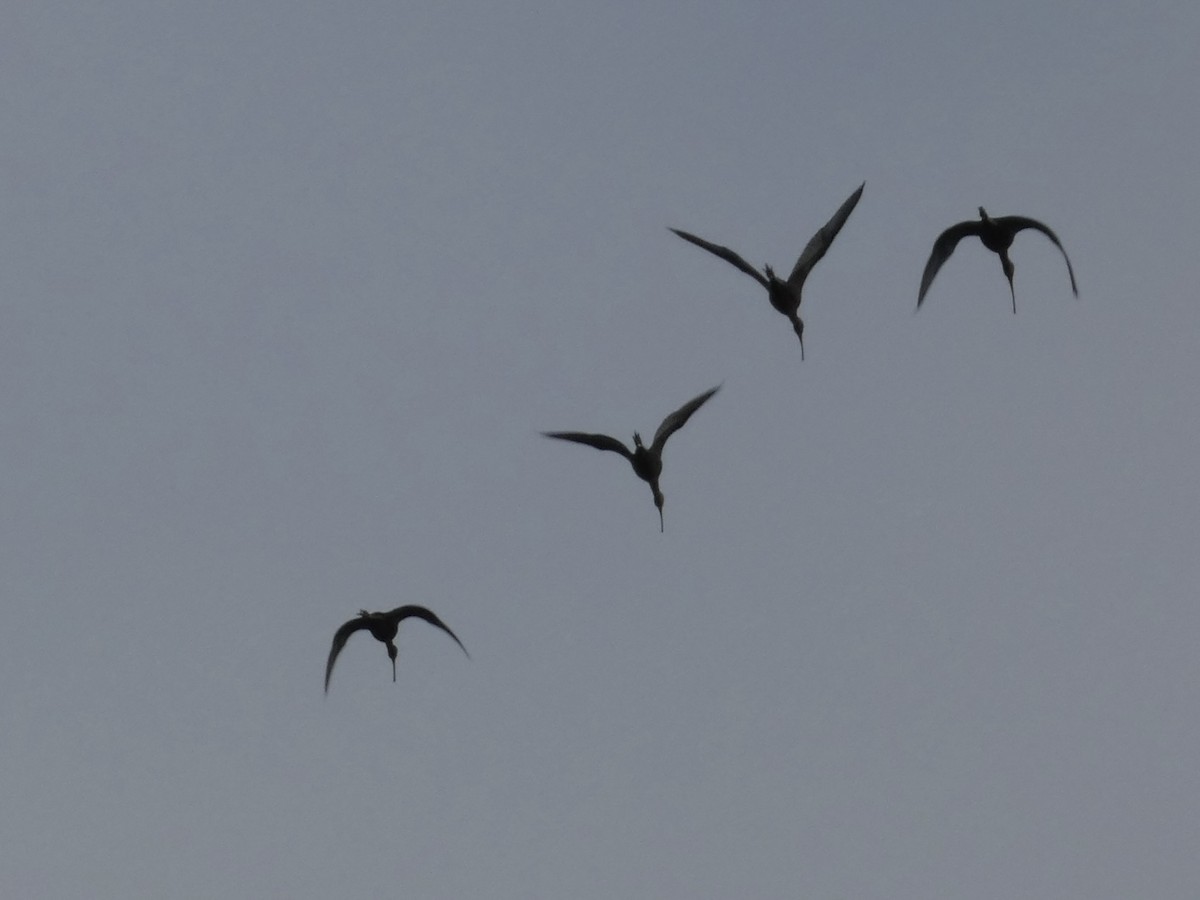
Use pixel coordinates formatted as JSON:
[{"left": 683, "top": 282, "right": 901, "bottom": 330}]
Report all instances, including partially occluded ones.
[
  {"left": 670, "top": 182, "right": 864, "bottom": 358},
  {"left": 543, "top": 384, "right": 720, "bottom": 532},
  {"left": 917, "top": 207, "right": 1078, "bottom": 313},
  {"left": 325, "top": 605, "right": 468, "bottom": 693}
]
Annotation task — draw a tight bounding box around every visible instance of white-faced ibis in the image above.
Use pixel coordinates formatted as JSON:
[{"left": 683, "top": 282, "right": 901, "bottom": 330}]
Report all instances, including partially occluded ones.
[
  {"left": 325, "top": 605, "right": 468, "bottom": 693},
  {"left": 670, "top": 182, "right": 864, "bottom": 358},
  {"left": 542, "top": 384, "right": 720, "bottom": 532},
  {"left": 918, "top": 207, "right": 1078, "bottom": 313}
]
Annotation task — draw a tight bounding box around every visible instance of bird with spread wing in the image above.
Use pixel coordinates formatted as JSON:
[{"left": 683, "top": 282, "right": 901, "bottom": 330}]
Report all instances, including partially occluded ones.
[
  {"left": 918, "top": 207, "right": 1078, "bottom": 313},
  {"left": 543, "top": 385, "right": 720, "bottom": 532},
  {"left": 325, "top": 605, "right": 468, "bottom": 693},
  {"left": 670, "top": 182, "right": 864, "bottom": 358}
]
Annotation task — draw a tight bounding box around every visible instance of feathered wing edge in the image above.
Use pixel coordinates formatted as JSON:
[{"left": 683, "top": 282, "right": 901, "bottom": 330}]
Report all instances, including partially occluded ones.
[
  {"left": 389, "top": 605, "right": 470, "bottom": 658},
  {"left": 325, "top": 616, "right": 371, "bottom": 693},
  {"left": 541, "top": 431, "right": 633, "bottom": 460},
  {"left": 917, "top": 220, "right": 983, "bottom": 308},
  {"left": 997, "top": 216, "right": 1079, "bottom": 296},
  {"left": 787, "top": 182, "right": 865, "bottom": 287},
  {"left": 651, "top": 385, "right": 721, "bottom": 453},
  {"left": 668, "top": 228, "right": 769, "bottom": 290}
]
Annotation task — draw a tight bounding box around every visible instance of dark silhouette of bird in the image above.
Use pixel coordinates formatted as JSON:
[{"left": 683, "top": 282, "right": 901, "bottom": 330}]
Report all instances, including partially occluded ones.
[
  {"left": 917, "top": 207, "right": 1078, "bottom": 313},
  {"left": 669, "top": 182, "right": 864, "bottom": 359},
  {"left": 542, "top": 384, "right": 720, "bottom": 532},
  {"left": 325, "top": 605, "right": 468, "bottom": 693}
]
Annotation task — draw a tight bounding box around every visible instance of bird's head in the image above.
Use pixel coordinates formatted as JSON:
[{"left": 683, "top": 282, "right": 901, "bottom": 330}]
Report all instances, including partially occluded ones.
[
  {"left": 387, "top": 642, "right": 398, "bottom": 682},
  {"left": 792, "top": 317, "right": 806, "bottom": 360}
]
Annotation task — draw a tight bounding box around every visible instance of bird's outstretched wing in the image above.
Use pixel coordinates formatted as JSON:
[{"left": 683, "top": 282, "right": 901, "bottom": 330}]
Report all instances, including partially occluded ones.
[
  {"left": 542, "top": 431, "right": 633, "bottom": 460},
  {"left": 651, "top": 385, "right": 720, "bottom": 454},
  {"left": 669, "top": 229, "right": 769, "bottom": 290},
  {"left": 917, "top": 220, "right": 986, "bottom": 308},
  {"left": 787, "top": 182, "right": 865, "bottom": 288},
  {"left": 995, "top": 216, "right": 1078, "bottom": 296},
  {"left": 389, "top": 605, "right": 470, "bottom": 658},
  {"left": 325, "top": 615, "right": 373, "bottom": 693}
]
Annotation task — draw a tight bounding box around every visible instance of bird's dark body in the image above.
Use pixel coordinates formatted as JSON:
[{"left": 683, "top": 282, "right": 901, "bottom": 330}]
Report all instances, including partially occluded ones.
[
  {"left": 977, "top": 220, "right": 1016, "bottom": 255},
  {"left": 362, "top": 614, "right": 400, "bottom": 645},
  {"left": 629, "top": 436, "right": 662, "bottom": 484},
  {"left": 765, "top": 274, "right": 797, "bottom": 317}
]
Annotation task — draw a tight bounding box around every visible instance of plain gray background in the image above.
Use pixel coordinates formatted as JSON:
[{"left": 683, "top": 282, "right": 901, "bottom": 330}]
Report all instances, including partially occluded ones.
[{"left": 4, "top": 2, "right": 1199, "bottom": 897}]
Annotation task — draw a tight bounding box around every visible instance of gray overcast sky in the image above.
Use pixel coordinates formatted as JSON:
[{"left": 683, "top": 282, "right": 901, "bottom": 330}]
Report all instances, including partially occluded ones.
[{"left": 4, "top": 2, "right": 1199, "bottom": 897}]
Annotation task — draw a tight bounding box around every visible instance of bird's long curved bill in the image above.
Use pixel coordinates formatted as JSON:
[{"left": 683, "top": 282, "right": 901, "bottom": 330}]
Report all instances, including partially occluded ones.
[
  {"left": 391, "top": 657, "right": 397, "bottom": 682},
  {"left": 658, "top": 507, "right": 664, "bottom": 532},
  {"left": 799, "top": 336, "right": 805, "bottom": 361}
]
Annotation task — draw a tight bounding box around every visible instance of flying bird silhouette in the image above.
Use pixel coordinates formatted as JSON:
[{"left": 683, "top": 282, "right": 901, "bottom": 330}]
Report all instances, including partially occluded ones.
[
  {"left": 917, "top": 207, "right": 1078, "bottom": 313},
  {"left": 325, "top": 605, "right": 468, "bottom": 693},
  {"left": 670, "top": 182, "right": 864, "bottom": 358},
  {"left": 542, "top": 384, "right": 720, "bottom": 532}
]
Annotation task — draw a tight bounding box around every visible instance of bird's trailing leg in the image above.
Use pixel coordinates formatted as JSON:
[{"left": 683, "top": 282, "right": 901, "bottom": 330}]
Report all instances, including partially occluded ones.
[
  {"left": 1000, "top": 253, "right": 1016, "bottom": 314},
  {"left": 387, "top": 642, "right": 398, "bottom": 682}
]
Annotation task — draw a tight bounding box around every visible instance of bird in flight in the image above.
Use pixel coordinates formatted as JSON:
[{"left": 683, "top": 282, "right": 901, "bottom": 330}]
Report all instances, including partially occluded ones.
[
  {"left": 325, "top": 605, "right": 468, "bottom": 693},
  {"left": 669, "top": 182, "right": 864, "bottom": 359},
  {"left": 917, "top": 207, "right": 1078, "bottom": 313},
  {"left": 542, "top": 384, "right": 720, "bottom": 532}
]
